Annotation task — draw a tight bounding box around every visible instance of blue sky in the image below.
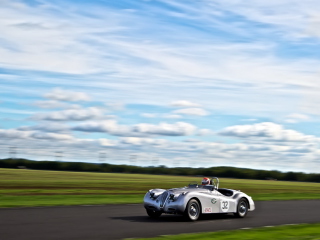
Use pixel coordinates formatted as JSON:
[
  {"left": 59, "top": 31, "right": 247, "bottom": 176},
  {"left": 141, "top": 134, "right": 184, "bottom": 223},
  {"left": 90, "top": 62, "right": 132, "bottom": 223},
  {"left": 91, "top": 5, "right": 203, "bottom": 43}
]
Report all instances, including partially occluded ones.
[{"left": 1, "top": 0, "right": 320, "bottom": 172}]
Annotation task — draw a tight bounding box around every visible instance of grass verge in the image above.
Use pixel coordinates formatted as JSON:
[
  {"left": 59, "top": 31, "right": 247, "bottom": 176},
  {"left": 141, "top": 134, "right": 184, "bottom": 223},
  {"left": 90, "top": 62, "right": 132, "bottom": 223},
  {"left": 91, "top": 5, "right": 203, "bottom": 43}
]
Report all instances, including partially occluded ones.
[
  {"left": 131, "top": 223, "right": 320, "bottom": 240},
  {"left": 0, "top": 168, "right": 319, "bottom": 207}
]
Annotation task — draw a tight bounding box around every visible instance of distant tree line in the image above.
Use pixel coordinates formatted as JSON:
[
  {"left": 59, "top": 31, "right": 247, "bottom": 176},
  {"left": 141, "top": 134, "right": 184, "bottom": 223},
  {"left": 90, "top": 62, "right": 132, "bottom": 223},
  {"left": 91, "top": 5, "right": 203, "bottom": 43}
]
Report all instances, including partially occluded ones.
[{"left": 0, "top": 158, "right": 319, "bottom": 182}]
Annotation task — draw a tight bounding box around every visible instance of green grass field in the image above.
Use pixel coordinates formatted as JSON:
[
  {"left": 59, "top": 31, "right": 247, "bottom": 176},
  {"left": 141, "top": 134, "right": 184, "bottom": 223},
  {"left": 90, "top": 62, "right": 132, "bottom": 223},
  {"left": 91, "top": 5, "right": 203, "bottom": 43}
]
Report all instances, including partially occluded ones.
[
  {"left": 0, "top": 168, "right": 319, "bottom": 207},
  {"left": 131, "top": 223, "right": 320, "bottom": 240}
]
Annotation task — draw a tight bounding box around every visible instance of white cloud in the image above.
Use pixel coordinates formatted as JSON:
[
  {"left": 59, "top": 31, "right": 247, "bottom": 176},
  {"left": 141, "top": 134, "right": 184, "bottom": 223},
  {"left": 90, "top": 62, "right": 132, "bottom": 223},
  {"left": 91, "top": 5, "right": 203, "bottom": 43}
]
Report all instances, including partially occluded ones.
[
  {"left": 141, "top": 113, "right": 157, "bottom": 118},
  {"left": 34, "top": 100, "right": 68, "bottom": 109},
  {"left": 98, "top": 138, "right": 116, "bottom": 147},
  {"left": 18, "top": 123, "right": 70, "bottom": 133},
  {"left": 32, "top": 107, "right": 104, "bottom": 121},
  {"left": 285, "top": 113, "right": 310, "bottom": 123},
  {"left": 133, "top": 122, "right": 197, "bottom": 136},
  {"left": 72, "top": 120, "right": 198, "bottom": 137},
  {"left": 173, "top": 108, "right": 209, "bottom": 116},
  {"left": 219, "top": 122, "right": 318, "bottom": 142},
  {"left": 0, "top": 129, "right": 30, "bottom": 139},
  {"left": 120, "top": 137, "right": 167, "bottom": 146},
  {"left": 197, "top": 129, "right": 212, "bottom": 136},
  {"left": 0, "top": 128, "right": 73, "bottom": 141},
  {"left": 170, "top": 100, "right": 201, "bottom": 108},
  {"left": 240, "top": 119, "right": 257, "bottom": 122},
  {"left": 44, "top": 88, "right": 91, "bottom": 102},
  {"left": 29, "top": 132, "right": 74, "bottom": 141},
  {"left": 306, "top": 14, "right": 320, "bottom": 38},
  {"left": 72, "top": 120, "right": 130, "bottom": 136}
]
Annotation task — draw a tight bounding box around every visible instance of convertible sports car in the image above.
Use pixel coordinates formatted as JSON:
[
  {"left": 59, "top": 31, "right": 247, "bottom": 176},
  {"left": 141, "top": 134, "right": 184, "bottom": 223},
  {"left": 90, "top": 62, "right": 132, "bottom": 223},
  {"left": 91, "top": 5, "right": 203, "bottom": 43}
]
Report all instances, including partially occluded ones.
[{"left": 144, "top": 177, "right": 255, "bottom": 221}]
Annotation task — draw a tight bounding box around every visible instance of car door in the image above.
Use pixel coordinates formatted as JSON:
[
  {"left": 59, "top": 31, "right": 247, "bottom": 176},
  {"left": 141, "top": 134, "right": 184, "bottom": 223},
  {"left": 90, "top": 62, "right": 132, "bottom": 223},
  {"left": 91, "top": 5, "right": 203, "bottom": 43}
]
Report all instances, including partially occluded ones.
[
  {"left": 200, "top": 189, "right": 221, "bottom": 214},
  {"left": 217, "top": 193, "right": 237, "bottom": 213}
]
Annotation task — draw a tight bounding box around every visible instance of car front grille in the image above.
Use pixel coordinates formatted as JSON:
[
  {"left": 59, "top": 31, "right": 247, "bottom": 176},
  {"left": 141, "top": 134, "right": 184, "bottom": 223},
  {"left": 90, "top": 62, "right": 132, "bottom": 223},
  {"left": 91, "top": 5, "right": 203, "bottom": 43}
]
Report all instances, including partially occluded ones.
[{"left": 159, "top": 191, "right": 168, "bottom": 208}]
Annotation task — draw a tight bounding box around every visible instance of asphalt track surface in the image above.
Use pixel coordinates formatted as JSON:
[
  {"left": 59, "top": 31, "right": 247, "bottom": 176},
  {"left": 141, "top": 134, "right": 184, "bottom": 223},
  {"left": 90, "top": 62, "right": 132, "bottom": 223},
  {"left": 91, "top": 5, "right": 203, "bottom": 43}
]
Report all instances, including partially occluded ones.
[{"left": 0, "top": 200, "right": 319, "bottom": 240}]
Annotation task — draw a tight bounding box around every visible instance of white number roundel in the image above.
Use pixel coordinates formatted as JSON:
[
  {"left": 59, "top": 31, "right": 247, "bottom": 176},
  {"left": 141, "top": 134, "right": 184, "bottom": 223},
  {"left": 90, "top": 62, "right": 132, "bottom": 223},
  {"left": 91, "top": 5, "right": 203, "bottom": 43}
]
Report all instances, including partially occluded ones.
[{"left": 220, "top": 200, "right": 229, "bottom": 212}]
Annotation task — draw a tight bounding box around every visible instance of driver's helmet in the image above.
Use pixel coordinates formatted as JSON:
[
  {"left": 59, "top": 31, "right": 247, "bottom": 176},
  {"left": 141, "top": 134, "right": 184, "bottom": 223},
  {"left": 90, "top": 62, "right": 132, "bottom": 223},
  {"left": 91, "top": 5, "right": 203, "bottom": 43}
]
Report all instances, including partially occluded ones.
[{"left": 201, "top": 177, "right": 210, "bottom": 185}]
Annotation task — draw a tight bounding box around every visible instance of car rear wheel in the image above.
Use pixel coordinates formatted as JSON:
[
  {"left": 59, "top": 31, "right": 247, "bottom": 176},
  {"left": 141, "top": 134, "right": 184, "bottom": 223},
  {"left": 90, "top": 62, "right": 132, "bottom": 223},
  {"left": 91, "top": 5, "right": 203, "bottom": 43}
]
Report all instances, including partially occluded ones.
[
  {"left": 234, "top": 198, "right": 248, "bottom": 218},
  {"left": 146, "top": 209, "right": 162, "bottom": 218},
  {"left": 184, "top": 199, "right": 201, "bottom": 221}
]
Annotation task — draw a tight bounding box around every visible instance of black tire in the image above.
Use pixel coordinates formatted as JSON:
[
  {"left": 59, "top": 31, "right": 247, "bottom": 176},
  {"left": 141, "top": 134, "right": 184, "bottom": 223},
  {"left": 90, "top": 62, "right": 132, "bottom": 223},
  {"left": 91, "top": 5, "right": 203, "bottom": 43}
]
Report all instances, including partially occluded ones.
[
  {"left": 184, "top": 199, "right": 201, "bottom": 221},
  {"left": 234, "top": 198, "right": 248, "bottom": 218},
  {"left": 146, "top": 209, "right": 162, "bottom": 218}
]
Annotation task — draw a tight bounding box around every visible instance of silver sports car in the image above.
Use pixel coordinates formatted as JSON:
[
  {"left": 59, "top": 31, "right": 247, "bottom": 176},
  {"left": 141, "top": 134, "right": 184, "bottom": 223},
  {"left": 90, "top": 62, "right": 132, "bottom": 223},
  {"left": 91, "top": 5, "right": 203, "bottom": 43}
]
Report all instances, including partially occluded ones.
[{"left": 144, "top": 177, "right": 255, "bottom": 221}]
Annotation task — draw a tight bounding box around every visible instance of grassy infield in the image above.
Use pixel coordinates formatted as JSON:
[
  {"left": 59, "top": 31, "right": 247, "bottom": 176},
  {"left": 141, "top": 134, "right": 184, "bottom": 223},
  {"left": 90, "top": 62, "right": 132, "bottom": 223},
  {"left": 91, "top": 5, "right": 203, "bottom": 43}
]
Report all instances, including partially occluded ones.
[
  {"left": 134, "top": 224, "right": 320, "bottom": 240},
  {"left": 1, "top": 168, "right": 319, "bottom": 239}
]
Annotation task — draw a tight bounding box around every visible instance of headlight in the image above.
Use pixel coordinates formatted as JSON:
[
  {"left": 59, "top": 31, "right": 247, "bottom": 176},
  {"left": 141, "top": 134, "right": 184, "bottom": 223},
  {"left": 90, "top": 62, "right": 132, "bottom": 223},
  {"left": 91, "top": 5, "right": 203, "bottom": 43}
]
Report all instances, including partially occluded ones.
[
  {"left": 149, "top": 191, "right": 160, "bottom": 199},
  {"left": 169, "top": 194, "right": 175, "bottom": 200},
  {"left": 169, "top": 193, "right": 182, "bottom": 201}
]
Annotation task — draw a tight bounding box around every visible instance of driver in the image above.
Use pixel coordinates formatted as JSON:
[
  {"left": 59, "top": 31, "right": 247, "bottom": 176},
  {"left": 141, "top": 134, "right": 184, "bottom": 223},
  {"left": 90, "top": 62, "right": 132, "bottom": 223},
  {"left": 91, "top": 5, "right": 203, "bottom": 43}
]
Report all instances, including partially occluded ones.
[{"left": 201, "top": 177, "right": 211, "bottom": 185}]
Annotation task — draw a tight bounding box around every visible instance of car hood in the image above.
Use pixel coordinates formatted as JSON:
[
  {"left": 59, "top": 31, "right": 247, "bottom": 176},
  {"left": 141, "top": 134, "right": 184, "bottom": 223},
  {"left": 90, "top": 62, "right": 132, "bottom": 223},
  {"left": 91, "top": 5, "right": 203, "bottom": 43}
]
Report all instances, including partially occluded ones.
[{"left": 167, "top": 187, "right": 210, "bottom": 194}]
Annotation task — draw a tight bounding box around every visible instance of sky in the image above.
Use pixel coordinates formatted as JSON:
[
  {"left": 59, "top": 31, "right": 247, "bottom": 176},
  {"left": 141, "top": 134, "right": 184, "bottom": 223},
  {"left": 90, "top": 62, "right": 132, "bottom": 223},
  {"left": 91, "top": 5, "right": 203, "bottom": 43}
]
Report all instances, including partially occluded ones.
[{"left": 1, "top": 0, "right": 320, "bottom": 173}]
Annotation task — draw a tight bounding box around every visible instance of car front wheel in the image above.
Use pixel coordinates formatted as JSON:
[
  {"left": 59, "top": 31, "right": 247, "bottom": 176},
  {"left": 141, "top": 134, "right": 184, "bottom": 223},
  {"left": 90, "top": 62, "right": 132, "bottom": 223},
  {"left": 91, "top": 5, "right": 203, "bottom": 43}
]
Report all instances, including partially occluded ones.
[
  {"left": 185, "top": 199, "right": 201, "bottom": 221},
  {"left": 234, "top": 198, "right": 248, "bottom": 218}
]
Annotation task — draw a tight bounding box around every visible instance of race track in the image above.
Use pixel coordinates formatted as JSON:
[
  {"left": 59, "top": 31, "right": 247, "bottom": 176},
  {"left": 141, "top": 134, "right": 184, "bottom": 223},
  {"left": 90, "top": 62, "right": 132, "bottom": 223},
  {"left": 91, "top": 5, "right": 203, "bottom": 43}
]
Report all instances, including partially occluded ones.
[{"left": 0, "top": 200, "right": 319, "bottom": 240}]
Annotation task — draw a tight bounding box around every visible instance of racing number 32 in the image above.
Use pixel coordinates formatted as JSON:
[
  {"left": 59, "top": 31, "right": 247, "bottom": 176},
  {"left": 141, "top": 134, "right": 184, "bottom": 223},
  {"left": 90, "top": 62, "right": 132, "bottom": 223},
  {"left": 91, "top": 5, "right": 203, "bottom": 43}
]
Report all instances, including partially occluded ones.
[
  {"left": 222, "top": 201, "right": 228, "bottom": 209},
  {"left": 221, "top": 200, "right": 229, "bottom": 212}
]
